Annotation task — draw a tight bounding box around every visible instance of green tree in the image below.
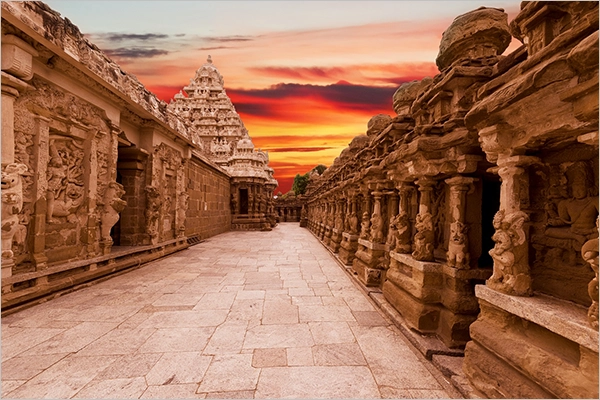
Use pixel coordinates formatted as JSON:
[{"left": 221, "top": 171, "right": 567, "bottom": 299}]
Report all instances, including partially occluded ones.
[
  {"left": 292, "top": 173, "right": 310, "bottom": 195},
  {"left": 312, "top": 164, "right": 327, "bottom": 175}
]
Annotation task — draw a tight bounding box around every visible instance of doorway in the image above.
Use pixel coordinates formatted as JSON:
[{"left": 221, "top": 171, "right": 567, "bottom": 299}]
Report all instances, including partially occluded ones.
[{"left": 240, "top": 188, "right": 249, "bottom": 214}]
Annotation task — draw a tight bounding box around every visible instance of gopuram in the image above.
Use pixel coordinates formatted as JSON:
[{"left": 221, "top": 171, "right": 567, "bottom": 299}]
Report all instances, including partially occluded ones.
[
  {"left": 304, "top": 3, "right": 599, "bottom": 399},
  {"left": 0, "top": 1, "right": 275, "bottom": 313},
  {"left": 168, "top": 57, "right": 278, "bottom": 231},
  {"left": 1, "top": 1, "right": 598, "bottom": 399}
]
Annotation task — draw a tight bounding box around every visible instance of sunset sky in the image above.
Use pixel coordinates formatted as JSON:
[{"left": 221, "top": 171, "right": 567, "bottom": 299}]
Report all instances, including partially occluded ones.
[{"left": 45, "top": 1, "right": 521, "bottom": 193}]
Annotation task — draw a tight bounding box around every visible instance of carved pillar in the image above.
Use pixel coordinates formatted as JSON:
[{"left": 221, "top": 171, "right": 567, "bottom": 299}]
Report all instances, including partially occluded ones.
[
  {"left": 413, "top": 178, "right": 436, "bottom": 261},
  {"left": 360, "top": 189, "right": 372, "bottom": 239},
  {"left": 1, "top": 35, "right": 37, "bottom": 283},
  {"left": 394, "top": 182, "right": 414, "bottom": 254},
  {"left": 386, "top": 190, "right": 399, "bottom": 246},
  {"left": 487, "top": 155, "right": 539, "bottom": 296},
  {"left": 370, "top": 191, "right": 385, "bottom": 243},
  {"left": 582, "top": 231, "right": 599, "bottom": 329},
  {"left": 445, "top": 176, "right": 476, "bottom": 269},
  {"left": 30, "top": 115, "right": 50, "bottom": 270}
]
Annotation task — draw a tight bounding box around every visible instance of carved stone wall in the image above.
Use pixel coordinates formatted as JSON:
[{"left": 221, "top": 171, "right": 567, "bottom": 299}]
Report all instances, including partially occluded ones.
[
  {"left": 0, "top": 2, "right": 234, "bottom": 311},
  {"left": 304, "top": 3, "right": 598, "bottom": 398}
]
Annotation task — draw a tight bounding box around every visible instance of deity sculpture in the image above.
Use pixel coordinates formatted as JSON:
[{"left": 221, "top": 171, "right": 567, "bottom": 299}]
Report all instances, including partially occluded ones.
[
  {"left": 1, "top": 163, "right": 28, "bottom": 262},
  {"left": 447, "top": 220, "right": 470, "bottom": 269},
  {"left": 488, "top": 209, "right": 531, "bottom": 296},
  {"left": 349, "top": 212, "right": 359, "bottom": 235},
  {"left": 412, "top": 212, "right": 434, "bottom": 261},
  {"left": 392, "top": 212, "right": 412, "bottom": 253},
  {"left": 145, "top": 186, "right": 162, "bottom": 242},
  {"left": 582, "top": 237, "right": 599, "bottom": 329},
  {"left": 359, "top": 211, "right": 370, "bottom": 239},
  {"left": 546, "top": 162, "right": 599, "bottom": 250},
  {"left": 46, "top": 140, "right": 66, "bottom": 223},
  {"left": 370, "top": 213, "right": 384, "bottom": 243},
  {"left": 334, "top": 212, "right": 344, "bottom": 231},
  {"left": 100, "top": 182, "right": 127, "bottom": 244}
]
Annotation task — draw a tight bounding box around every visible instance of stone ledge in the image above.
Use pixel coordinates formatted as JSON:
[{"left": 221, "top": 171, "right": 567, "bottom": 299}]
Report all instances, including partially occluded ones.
[
  {"left": 475, "top": 285, "right": 598, "bottom": 351},
  {"left": 391, "top": 252, "right": 492, "bottom": 280},
  {"left": 341, "top": 233, "right": 359, "bottom": 241},
  {"left": 390, "top": 251, "right": 440, "bottom": 272},
  {"left": 2, "top": 238, "right": 187, "bottom": 285},
  {"left": 357, "top": 239, "right": 387, "bottom": 251}
]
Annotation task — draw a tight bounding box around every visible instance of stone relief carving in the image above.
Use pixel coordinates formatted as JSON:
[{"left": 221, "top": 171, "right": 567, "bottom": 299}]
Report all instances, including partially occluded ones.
[
  {"left": 1, "top": 163, "right": 28, "bottom": 263},
  {"left": 391, "top": 212, "right": 412, "bottom": 254},
  {"left": 334, "top": 210, "right": 344, "bottom": 231},
  {"left": 99, "top": 182, "right": 127, "bottom": 244},
  {"left": 349, "top": 212, "right": 359, "bottom": 235},
  {"left": 46, "top": 138, "right": 85, "bottom": 223},
  {"left": 488, "top": 209, "right": 531, "bottom": 296},
  {"left": 359, "top": 211, "right": 370, "bottom": 239},
  {"left": 413, "top": 212, "right": 435, "bottom": 261},
  {"left": 145, "top": 186, "right": 162, "bottom": 242},
  {"left": 370, "top": 213, "right": 384, "bottom": 243},
  {"left": 582, "top": 230, "right": 599, "bottom": 329},
  {"left": 545, "top": 161, "right": 599, "bottom": 251},
  {"left": 447, "top": 220, "right": 469, "bottom": 269},
  {"left": 177, "top": 192, "right": 190, "bottom": 237}
]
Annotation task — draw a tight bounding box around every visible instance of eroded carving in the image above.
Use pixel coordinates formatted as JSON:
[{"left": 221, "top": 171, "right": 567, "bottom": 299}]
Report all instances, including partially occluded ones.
[
  {"left": 100, "top": 182, "right": 127, "bottom": 245},
  {"left": 1, "top": 163, "right": 28, "bottom": 263},
  {"left": 488, "top": 210, "right": 531, "bottom": 296},
  {"left": 546, "top": 161, "right": 599, "bottom": 250},
  {"left": 145, "top": 186, "right": 162, "bottom": 243},
  {"left": 447, "top": 220, "right": 469, "bottom": 269},
  {"left": 412, "top": 212, "right": 434, "bottom": 261}
]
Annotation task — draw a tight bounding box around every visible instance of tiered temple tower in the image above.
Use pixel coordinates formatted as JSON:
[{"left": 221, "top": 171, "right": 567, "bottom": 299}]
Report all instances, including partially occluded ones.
[{"left": 168, "top": 56, "right": 277, "bottom": 230}]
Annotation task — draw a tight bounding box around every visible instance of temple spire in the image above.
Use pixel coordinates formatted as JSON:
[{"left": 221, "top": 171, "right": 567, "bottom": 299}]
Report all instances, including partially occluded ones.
[{"left": 207, "top": 55, "right": 212, "bottom": 64}]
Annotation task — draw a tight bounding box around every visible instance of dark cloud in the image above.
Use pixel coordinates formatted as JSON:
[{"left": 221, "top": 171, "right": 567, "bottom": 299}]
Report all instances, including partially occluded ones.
[
  {"left": 102, "top": 33, "right": 169, "bottom": 41},
  {"left": 174, "top": 33, "right": 186, "bottom": 37},
  {"left": 198, "top": 46, "right": 237, "bottom": 51},
  {"left": 228, "top": 81, "right": 395, "bottom": 117},
  {"left": 203, "top": 35, "right": 254, "bottom": 43},
  {"left": 105, "top": 47, "right": 169, "bottom": 59},
  {"left": 267, "top": 147, "right": 334, "bottom": 153}
]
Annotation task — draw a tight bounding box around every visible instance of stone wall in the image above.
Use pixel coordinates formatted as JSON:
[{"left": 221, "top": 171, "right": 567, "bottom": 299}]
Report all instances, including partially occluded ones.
[
  {"left": 304, "top": 3, "right": 598, "bottom": 398},
  {"left": 0, "top": 1, "right": 233, "bottom": 311},
  {"left": 186, "top": 154, "right": 231, "bottom": 240}
]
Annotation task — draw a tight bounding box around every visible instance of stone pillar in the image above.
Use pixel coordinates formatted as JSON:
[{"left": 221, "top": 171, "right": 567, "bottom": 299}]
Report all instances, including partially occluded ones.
[
  {"left": 413, "top": 178, "right": 436, "bottom": 261},
  {"left": 30, "top": 115, "right": 50, "bottom": 270},
  {"left": 359, "top": 189, "right": 372, "bottom": 239},
  {"left": 1, "top": 35, "right": 38, "bottom": 283},
  {"left": 393, "top": 182, "right": 413, "bottom": 254},
  {"left": 487, "top": 155, "right": 539, "bottom": 296},
  {"left": 370, "top": 191, "right": 385, "bottom": 243},
  {"left": 445, "top": 176, "right": 477, "bottom": 269}
]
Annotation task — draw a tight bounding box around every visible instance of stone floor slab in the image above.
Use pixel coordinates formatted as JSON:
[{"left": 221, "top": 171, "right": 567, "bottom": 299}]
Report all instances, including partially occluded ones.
[
  {"left": 145, "top": 352, "right": 212, "bottom": 385},
  {"left": 243, "top": 324, "right": 314, "bottom": 349},
  {"left": 196, "top": 354, "right": 260, "bottom": 393},
  {"left": 72, "top": 377, "right": 147, "bottom": 399},
  {"left": 141, "top": 384, "right": 206, "bottom": 399},
  {"left": 255, "top": 366, "right": 381, "bottom": 398}
]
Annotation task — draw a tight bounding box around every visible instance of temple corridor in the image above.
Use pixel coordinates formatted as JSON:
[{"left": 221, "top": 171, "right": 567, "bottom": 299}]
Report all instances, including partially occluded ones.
[{"left": 1, "top": 223, "right": 458, "bottom": 399}]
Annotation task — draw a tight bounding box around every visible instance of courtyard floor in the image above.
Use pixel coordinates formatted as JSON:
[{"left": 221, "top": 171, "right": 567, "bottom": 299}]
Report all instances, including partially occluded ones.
[{"left": 1, "top": 223, "right": 458, "bottom": 399}]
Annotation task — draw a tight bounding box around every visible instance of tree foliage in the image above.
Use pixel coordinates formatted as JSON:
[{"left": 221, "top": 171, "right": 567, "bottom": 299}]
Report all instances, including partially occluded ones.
[
  {"left": 292, "top": 173, "right": 310, "bottom": 195},
  {"left": 312, "top": 164, "right": 327, "bottom": 175}
]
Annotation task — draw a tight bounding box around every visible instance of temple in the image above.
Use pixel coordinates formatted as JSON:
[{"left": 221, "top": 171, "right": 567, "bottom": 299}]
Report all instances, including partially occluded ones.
[
  {"left": 168, "top": 56, "right": 278, "bottom": 230},
  {"left": 1, "top": 1, "right": 598, "bottom": 398}
]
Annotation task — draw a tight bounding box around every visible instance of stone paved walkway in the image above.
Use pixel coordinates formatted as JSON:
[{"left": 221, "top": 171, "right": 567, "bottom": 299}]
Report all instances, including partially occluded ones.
[{"left": 2, "top": 223, "right": 456, "bottom": 399}]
